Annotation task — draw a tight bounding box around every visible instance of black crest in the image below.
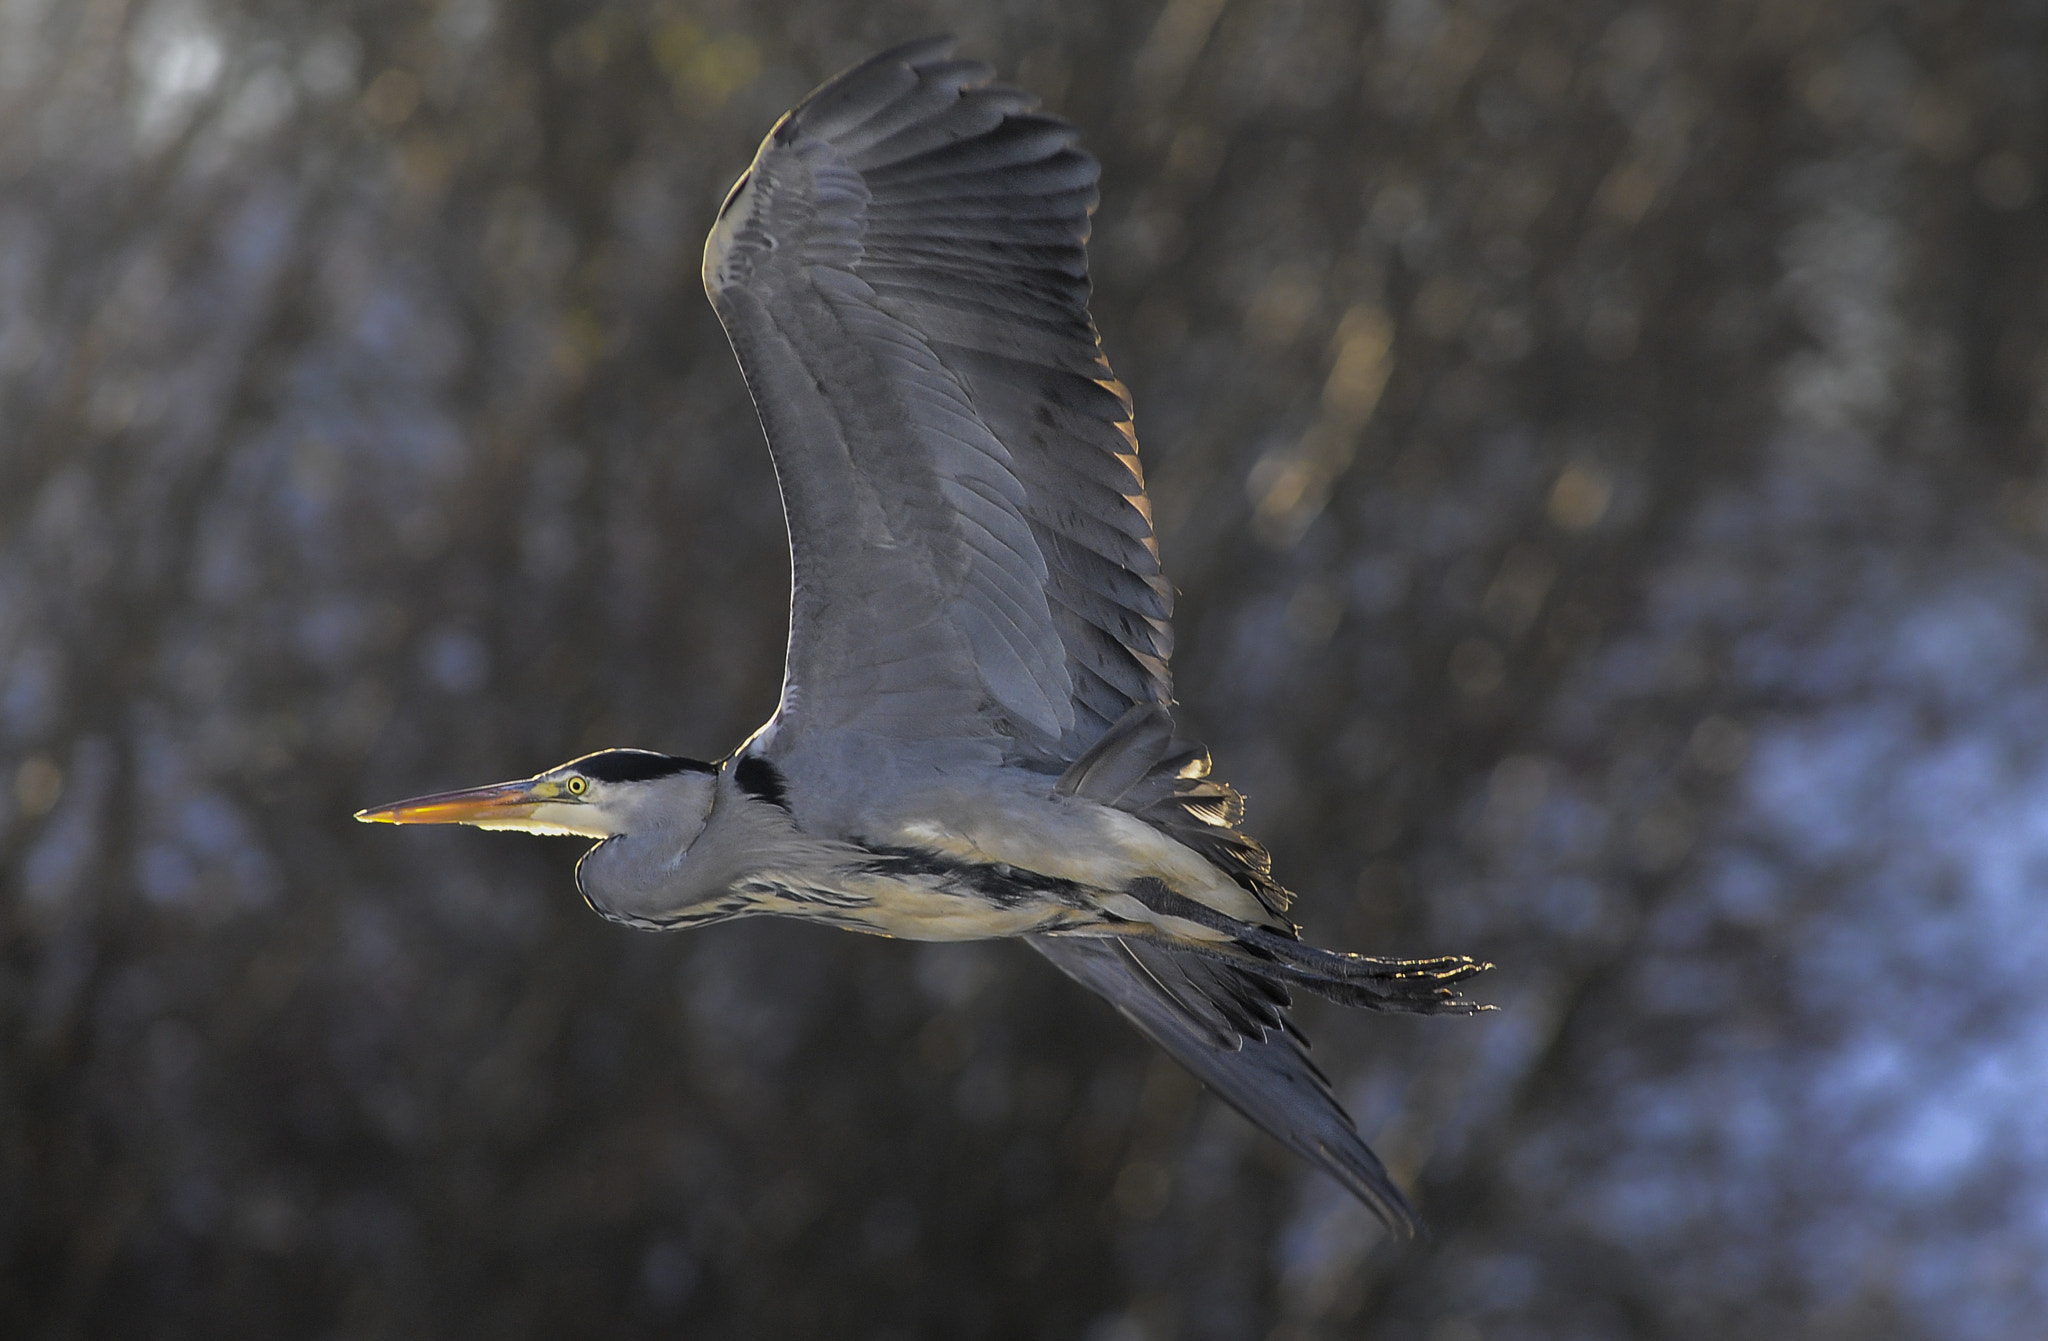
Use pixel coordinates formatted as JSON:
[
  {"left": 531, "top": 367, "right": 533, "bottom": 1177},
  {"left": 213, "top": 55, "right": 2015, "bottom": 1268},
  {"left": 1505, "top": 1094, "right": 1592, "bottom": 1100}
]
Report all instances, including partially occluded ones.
[{"left": 570, "top": 750, "right": 715, "bottom": 783}]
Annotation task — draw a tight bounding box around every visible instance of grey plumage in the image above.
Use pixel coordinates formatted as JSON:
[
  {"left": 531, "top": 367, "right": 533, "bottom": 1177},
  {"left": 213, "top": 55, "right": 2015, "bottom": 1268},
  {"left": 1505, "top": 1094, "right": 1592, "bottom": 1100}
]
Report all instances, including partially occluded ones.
[
  {"left": 359, "top": 37, "right": 1486, "bottom": 1239},
  {"left": 706, "top": 33, "right": 1167, "bottom": 771},
  {"left": 1028, "top": 936, "right": 1417, "bottom": 1230}
]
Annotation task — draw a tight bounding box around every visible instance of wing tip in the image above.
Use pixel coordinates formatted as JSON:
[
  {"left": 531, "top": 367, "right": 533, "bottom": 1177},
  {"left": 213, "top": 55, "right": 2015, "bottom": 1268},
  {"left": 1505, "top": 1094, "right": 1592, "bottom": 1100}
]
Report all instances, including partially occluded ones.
[
  {"left": 1316, "top": 1137, "right": 1426, "bottom": 1240},
  {"left": 790, "top": 35, "right": 971, "bottom": 137},
  {"left": 792, "top": 38, "right": 1079, "bottom": 170},
  {"left": 1027, "top": 936, "right": 1430, "bottom": 1239}
]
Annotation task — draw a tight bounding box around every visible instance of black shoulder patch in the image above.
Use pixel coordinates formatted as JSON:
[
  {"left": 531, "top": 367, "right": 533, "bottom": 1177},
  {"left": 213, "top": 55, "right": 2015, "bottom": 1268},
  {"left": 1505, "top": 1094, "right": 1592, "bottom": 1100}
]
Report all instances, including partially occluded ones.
[
  {"left": 733, "top": 754, "right": 790, "bottom": 810},
  {"left": 570, "top": 750, "right": 715, "bottom": 783}
]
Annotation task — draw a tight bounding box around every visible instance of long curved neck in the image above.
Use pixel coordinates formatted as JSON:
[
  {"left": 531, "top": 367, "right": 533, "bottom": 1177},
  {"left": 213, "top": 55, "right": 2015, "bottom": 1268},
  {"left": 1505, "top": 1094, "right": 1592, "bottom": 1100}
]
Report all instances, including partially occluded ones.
[{"left": 574, "top": 770, "right": 853, "bottom": 929}]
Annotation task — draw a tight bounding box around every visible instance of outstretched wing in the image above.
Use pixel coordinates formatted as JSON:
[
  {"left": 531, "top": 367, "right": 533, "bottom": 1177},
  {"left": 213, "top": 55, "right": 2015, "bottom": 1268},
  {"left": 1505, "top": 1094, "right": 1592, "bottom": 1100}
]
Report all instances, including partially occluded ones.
[
  {"left": 704, "top": 36, "right": 1172, "bottom": 772},
  {"left": 1028, "top": 934, "right": 1421, "bottom": 1237}
]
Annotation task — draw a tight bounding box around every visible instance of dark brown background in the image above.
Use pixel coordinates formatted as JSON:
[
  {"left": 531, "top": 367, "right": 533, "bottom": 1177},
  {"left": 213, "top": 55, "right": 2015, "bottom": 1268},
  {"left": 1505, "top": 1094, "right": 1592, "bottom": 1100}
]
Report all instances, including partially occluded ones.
[{"left": 4, "top": 1, "right": 2046, "bottom": 1337}]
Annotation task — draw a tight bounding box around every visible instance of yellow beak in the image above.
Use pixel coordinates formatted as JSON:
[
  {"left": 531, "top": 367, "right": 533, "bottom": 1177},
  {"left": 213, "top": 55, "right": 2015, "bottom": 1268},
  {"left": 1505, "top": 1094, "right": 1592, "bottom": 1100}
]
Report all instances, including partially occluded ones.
[{"left": 354, "top": 778, "right": 555, "bottom": 826}]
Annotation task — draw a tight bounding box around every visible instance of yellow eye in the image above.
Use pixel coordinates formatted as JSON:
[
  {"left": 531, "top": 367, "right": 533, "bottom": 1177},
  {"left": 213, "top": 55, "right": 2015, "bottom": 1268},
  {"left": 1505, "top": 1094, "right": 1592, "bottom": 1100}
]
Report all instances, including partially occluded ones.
[{"left": 566, "top": 776, "right": 588, "bottom": 796}]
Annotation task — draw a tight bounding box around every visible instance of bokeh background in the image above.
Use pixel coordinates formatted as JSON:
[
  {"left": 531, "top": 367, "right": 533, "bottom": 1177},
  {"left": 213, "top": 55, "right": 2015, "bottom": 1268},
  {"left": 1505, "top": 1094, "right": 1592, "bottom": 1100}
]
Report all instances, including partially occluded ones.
[{"left": 4, "top": 0, "right": 2046, "bottom": 1336}]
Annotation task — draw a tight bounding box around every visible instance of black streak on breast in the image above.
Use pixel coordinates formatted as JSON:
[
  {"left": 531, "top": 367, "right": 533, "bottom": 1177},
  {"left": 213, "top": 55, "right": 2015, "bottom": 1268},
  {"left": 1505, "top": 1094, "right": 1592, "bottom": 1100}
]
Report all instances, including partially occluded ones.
[{"left": 858, "top": 845, "right": 1085, "bottom": 910}]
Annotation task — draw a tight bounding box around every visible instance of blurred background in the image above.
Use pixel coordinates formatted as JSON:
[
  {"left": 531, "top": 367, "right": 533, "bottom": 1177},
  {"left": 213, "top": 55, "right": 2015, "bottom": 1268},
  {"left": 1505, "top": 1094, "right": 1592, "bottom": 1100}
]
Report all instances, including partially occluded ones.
[{"left": 3, "top": 0, "right": 2046, "bottom": 1337}]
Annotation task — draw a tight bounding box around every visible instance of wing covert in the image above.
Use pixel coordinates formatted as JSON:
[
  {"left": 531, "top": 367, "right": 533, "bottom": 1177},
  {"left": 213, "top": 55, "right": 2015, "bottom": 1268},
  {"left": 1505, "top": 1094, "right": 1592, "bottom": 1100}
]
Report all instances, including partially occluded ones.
[{"left": 705, "top": 37, "right": 1173, "bottom": 770}]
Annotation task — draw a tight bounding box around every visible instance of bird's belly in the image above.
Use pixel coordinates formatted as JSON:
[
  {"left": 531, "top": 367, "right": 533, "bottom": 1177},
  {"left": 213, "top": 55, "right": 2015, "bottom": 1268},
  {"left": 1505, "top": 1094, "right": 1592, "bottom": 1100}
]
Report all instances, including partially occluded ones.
[{"left": 737, "top": 861, "right": 1095, "bottom": 942}]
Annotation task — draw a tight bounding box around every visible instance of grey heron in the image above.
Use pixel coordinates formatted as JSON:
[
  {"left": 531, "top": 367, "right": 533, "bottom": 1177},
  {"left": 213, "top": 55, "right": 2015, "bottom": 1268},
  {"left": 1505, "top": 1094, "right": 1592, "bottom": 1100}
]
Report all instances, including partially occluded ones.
[{"left": 358, "top": 36, "right": 1486, "bottom": 1237}]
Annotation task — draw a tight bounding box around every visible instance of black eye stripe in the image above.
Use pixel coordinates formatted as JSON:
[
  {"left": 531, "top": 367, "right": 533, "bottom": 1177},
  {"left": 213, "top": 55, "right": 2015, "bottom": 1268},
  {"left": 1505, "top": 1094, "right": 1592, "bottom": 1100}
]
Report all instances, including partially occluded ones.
[{"left": 568, "top": 750, "right": 716, "bottom": 783}]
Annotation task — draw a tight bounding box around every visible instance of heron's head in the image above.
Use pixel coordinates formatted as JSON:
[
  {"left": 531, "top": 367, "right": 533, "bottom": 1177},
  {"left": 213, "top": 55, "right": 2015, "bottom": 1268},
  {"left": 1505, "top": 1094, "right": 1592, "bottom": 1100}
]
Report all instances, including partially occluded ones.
[{"left": 354, "top": 750, "right": 718, "bottom": 842}]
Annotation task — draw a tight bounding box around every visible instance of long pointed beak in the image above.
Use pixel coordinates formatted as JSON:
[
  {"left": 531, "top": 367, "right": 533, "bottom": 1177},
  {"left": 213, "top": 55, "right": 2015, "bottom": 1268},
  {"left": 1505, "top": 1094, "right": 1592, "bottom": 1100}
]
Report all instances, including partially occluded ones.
[{"left": 355, "top": 778, "right": 552, "bottom": 826}]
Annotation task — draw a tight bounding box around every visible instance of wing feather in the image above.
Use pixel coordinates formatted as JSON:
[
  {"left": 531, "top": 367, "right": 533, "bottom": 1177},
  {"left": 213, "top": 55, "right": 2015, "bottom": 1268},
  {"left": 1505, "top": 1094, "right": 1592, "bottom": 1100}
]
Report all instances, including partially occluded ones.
[
  {"left": 1028, "top": 935, "right": 1421, "bottom": 1238},
  {"left": 823, "top": 60, "right": 1008, "bottom": 154},
  {"left": 843, "top": 93, "right": 1029, "bottom": 166},
  {"left": 859, "top": 118, "right": 1086, "bottom": 183},
  {"left": 706, "top": 37, "right": 1173, "bottom": 768},
  {"left": 788, "top": 36, "right": 955, "bottom": 140}
]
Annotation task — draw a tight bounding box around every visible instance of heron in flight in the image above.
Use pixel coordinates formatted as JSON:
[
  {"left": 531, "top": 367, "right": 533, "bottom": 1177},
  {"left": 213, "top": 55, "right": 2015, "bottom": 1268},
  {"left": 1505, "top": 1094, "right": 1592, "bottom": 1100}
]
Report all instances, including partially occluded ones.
[{"left": 358, "top": 37, "right": 1485, "bottom": 1236}]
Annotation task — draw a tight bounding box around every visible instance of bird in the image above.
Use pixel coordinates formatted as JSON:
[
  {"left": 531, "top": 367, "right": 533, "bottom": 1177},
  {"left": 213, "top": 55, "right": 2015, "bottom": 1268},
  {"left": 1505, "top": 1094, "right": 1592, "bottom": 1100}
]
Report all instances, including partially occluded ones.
[{"left": 356, "top": 36, "right": 1487, "bottom": 1237}]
